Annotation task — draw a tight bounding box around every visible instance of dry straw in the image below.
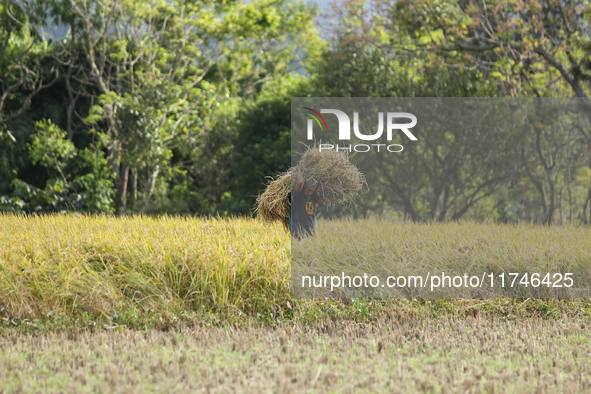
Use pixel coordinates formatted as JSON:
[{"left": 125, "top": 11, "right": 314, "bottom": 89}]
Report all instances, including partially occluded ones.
[
  {"left": 256, "top": 146, "right": 366, "bottom": 229},
  {"left": 255, "top": 171, "right": 292, "bottom": 230}
]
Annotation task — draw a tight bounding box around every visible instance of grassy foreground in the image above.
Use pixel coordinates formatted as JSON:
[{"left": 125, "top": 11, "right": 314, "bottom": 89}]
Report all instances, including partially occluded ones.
[
  {"left": 1, "top": 213, "right": 591, "bottom": 331},
  {"left": 2, "top": 214, "right": 591, "bottom": 393},
  {"left": 2, "top": 318, "right": 591, "bottom": 392}
]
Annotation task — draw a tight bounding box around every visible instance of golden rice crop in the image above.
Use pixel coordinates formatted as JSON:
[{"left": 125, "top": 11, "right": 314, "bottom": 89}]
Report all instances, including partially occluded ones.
[
  {"left": 292, "top": 219, "right": 591, "bottom": 298},
  {"left": 2, "top": 214, "right": 591, "bottom": 324},
  {"left": 0, "top": 213, "right": 290, "bottom": 320}
]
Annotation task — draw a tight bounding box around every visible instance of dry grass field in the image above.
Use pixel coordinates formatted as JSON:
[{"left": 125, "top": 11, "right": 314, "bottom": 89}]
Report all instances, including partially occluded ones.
[
  {"left": 2, "top": 317, "right": 591, "bottom": 393},
  {"left": 1, "top": 214, "right": 591, "bottom": 393}
]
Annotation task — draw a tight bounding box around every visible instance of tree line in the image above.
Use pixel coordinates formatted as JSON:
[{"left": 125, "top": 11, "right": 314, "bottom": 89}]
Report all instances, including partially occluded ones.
[{"left": 1, "top": 0, "right": 591, "bottom": 225}]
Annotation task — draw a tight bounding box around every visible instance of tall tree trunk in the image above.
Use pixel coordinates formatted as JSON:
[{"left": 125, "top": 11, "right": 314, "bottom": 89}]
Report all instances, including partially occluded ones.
[
  {"left": 115, "top": 162, "right": 130, "bottom": 216},
  {"left": 568, "top": 167, "right": 573, "bottom": 223},
  {"left": 560, "top": 187, "right": 565, "bottom": 226},
  {"left": 143, "top": 164, "right": 159, "bottom": 212},
  {"left": 437, "top": 184, "right": 451, "bottom": 222},
  {"left": 546, "top": 171, "right": 556, "bottom": 226},
  {"left": 522, "top": 148, "right": 548, "bottom": 220},
  {"left": 64, "top": 69, "right": 79, "bottom": 140},
  {"left": 584, "top": 188, "right": 591, "bottom": 225},
  {"left": 130, "top": 168, "right": 138, "bottom": 210}
]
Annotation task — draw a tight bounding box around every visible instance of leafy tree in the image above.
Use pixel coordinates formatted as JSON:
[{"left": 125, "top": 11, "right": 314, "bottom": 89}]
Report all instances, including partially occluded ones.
[
  {"left": 375, "top": 0, "right": 591, "bottom": 223},
  {"left": 0, "top": 0, "right": 322, "bottom": 215},
  {"left": 0, "top": 119, "right": 114, "bottom": 213},
  {"left": 311, "top": 33, "right": 512, "bottom": 221},
  {"left": 0, "top": 0, "right": 60, "bottom": 195},
  {"left": 307, "top": 1, "right": 591, "bottom": 224},
  {"left": 370, "top": 0, "right": 591, "bottom": 98},
  {"left": 225, "top": 74, "right": 312, "bottom": 214},
  {"left": 62, "top": 0, "right": 322, "bottom": 214},
  {"left": 29, "top": 119, "right": 76, "bottom": 183},
  {"left": 0, "top": 0, "right": 58, "bottom": 127}
]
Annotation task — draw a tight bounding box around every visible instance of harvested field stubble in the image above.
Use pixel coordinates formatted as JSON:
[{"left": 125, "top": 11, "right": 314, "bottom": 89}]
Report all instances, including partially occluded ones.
[{"left": 1, "top": 317, "right": 591, "bottom": 393}]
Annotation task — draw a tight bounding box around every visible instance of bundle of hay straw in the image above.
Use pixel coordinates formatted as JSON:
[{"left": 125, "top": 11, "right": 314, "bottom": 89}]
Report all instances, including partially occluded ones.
[
  {"left": 255, "top": 170, "right": 293, "bottom": 230},
  {"left": 256, "top": 147, "right": 366, "bottom": 229}
]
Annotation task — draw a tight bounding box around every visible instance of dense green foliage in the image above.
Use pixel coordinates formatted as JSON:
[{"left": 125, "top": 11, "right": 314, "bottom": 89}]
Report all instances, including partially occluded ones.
[{"left": 0, "top": 0, "right": 322, "bottom": 215}]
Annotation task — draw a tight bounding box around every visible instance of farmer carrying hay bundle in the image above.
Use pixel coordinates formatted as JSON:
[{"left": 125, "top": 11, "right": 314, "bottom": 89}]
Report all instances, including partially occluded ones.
[
  {"left": 256, "top": 147, "right": 365, "bottom": 237},
  {"left": 290, "top": 165, "right": 326, "bottom": 239}
]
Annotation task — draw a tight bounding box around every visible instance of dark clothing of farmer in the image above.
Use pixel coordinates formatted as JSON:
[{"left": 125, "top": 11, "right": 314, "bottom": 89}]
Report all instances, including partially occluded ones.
[{"left": 290, "top": 165, "right": 326, "bottom": 239}]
